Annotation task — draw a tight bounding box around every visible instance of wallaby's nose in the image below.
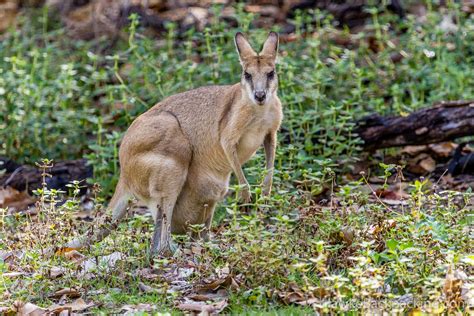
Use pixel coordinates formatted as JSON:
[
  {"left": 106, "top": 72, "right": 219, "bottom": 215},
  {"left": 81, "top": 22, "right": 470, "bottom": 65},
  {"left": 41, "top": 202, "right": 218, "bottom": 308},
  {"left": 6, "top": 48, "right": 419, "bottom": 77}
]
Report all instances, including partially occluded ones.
[{"left": 254, "top": 91, "right": 266, "bottom": 104}]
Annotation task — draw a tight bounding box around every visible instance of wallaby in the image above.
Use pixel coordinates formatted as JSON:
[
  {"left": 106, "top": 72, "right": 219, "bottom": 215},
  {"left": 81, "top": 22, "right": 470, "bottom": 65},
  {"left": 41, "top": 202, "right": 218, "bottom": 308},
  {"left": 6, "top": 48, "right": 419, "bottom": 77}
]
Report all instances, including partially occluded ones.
[{"left": 68, "top": 32, "right": 282, "bottom": 255}]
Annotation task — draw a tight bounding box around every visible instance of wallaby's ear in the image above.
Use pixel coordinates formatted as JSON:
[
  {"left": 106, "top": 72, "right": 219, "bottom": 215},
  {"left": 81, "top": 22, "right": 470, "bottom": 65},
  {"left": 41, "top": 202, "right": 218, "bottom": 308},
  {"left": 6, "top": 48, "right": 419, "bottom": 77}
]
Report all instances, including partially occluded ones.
[
  {"left": 260, "top": 31, "right": 279, "bottom": 60},
  {"left": 235, "top": 32, "right": 256, "bottom": 63}
]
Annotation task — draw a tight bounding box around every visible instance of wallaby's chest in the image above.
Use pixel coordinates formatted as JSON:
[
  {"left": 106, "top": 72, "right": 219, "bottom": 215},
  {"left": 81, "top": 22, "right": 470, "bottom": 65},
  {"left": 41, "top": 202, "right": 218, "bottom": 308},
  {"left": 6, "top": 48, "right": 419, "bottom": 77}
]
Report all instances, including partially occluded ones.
[{"left": 237, "top": 108, "right": 278, "bottom": 163}]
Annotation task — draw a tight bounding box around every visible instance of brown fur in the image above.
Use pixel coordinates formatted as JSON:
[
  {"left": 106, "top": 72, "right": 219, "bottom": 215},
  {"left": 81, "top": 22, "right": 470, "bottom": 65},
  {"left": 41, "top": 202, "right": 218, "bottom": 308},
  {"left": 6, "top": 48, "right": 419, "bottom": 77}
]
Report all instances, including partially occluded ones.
[{"left": 68, "top": 32, "right": 282, "bottom": 255}]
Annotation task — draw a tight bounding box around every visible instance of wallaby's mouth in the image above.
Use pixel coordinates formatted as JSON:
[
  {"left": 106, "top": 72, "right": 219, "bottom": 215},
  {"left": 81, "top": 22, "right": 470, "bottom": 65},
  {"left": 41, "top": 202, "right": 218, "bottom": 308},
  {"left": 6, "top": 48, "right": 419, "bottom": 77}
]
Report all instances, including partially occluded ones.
[{"left": 254, "top": 91, "right": 266, "bottom": 105}]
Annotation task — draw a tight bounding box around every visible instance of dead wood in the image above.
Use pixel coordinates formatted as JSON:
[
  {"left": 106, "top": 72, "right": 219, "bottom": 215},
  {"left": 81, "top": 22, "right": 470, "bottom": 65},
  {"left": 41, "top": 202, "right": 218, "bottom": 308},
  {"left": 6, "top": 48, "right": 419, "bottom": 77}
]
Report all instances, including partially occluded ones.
[
  {"left": 355, "top": 100, "right": 474, "bottom": 151},
  {"left": 0, "top": 158, "right": 92, "bottom": 194}
]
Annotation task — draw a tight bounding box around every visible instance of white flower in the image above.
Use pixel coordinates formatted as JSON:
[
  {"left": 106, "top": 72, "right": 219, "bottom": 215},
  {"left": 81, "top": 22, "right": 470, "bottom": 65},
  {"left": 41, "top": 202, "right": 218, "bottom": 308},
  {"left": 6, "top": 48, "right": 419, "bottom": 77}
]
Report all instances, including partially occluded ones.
[{"left": 423, "top": 49, "right": 435, "bottom": 58}]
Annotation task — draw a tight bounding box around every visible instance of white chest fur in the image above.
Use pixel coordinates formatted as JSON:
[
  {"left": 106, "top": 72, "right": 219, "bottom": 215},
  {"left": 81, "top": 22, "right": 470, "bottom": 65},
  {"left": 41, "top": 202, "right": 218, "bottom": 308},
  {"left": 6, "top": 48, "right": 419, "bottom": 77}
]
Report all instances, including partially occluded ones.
[{"left": 237, "top": 106, "right": 277, "bottom": 163}]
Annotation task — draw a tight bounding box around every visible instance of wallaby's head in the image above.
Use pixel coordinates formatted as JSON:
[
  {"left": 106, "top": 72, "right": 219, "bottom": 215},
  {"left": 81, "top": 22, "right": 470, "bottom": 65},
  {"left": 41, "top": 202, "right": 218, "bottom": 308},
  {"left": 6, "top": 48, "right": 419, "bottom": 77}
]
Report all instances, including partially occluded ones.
[{"left": 235, "top": 32, "right": 279, "bottom": 106}]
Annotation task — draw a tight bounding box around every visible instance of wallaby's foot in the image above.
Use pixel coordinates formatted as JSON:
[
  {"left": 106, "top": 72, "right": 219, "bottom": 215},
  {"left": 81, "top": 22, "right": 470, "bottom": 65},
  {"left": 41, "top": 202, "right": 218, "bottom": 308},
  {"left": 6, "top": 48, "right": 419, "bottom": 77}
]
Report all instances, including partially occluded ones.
[
  {"left": 150, "top": 239, "right": 177, "bottom": 257},
  {"left": 150, "top": 219, "right": 177, "bottom": 257},
  {"left": 239, "top": 185, "right": 252, "bottom": 204},
  {"left": 262, "top": 174, "right": 273, "bottom": 197}
]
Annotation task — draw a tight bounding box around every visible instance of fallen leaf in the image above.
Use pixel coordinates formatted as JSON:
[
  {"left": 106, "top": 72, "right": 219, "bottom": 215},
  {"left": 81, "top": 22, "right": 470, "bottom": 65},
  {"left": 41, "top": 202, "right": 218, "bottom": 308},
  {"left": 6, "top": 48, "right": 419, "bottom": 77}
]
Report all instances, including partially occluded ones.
[
  {"left": 281, "top": 291, "right": 304, "bottom": 303},
  {"left": 47, "top": 298, "right": 95, "bottom": 313},
  {"left": 49, "top": 288, "right": 80, "bottom": 299},
  {"left": 375, "top": 188, "right": 409, "bottom": 200},
  {"left": 401, "top": 145, "right": 428, "bottom": 156},
  {"left": 244, "top": 4, "right": 279, "bottom": 17},
  {"left": 49, "top": 266, "right": 67, "bottom": 279},
  {"left": 136, "top": 268, "right": 160, "bottom": 280},
  {"left": 2, "top": 272, "right": 26, "bottom": 278},
  {"left": 295, "top": 297, "right": 320, "bottom": 306},
  {"left": 216, "top": 266, "right": 230, "bottom": 279},
  {"left": 340, "top": 227, "right": 355, "bottom": 245},
  {"left": 276, "top": 281, "right": 323, "bottom": 305},
  {"left": 138, "top": 282, "right": 155, "bottom": 293},
  {"left": 312, "top": 287, "right": 329, "bottom": 299},
  {"left": 121, "top": 303, "right": 155, "bottom": 313},
  {"left": 55, "top": 247, "right": 81, "bottom": 256},
  {"left": 178, "top": 299, "right": 228, "bottom": 314},
  {"left": 419, "top": 156, "right": 436, "bottom": 173},
  {"left": 0, "top": 187, "right": 36, "bottom": 211},
  {"left": 12, "top": 301, "right": 46, "bottom": 316},
  {"left": 197, "top": 275, "right": 239, "bottom": 292},
  {"left": 191, "top": 245, "right": 203, "bottom": 255},
  {"left": 0, "top": 250, "right": 24, "bottom": 265},
  {"left": 173, "top": 267, "right": 194, "bottom": 280},
  {"left": 382, "top": 199, "right": 409, "bottom": 206},
  {"left": 189, "top": 289, "right": 228, "bottom": 302},
  {"left": 408, "top": 153, "right": 436, "bottom": 174},
  {"left": 429, "top": 142, "right": 457, "bottom": 158},
  {"left": 80, "top": 252, "right": 124, "bottom": 277},
  {"left": 63, "top": 249, "right": 86, "bottom": 263}
]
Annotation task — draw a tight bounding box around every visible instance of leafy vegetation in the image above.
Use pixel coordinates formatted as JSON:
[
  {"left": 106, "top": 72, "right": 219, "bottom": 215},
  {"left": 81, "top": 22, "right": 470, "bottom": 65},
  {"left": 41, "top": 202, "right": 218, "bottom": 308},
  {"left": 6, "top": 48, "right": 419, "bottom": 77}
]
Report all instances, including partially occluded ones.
[{"left": 1, "top": 3, "right": 473, "bottom": 314}]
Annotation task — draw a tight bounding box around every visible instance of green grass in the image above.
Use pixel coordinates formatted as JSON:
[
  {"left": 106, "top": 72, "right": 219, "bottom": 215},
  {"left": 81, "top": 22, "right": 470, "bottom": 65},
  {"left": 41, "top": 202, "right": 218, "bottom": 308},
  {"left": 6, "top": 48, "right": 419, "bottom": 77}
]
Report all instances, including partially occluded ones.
[{"left": 1, "top": 2, "right": 473, "bottom": 314}]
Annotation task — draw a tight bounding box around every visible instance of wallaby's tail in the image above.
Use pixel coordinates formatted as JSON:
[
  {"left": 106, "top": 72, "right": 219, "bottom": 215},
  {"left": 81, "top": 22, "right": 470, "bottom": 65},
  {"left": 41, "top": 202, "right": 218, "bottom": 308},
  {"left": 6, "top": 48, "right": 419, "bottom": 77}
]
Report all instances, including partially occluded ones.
[{"left": 65, "top": 177, "right": 130, "bottom": 249}]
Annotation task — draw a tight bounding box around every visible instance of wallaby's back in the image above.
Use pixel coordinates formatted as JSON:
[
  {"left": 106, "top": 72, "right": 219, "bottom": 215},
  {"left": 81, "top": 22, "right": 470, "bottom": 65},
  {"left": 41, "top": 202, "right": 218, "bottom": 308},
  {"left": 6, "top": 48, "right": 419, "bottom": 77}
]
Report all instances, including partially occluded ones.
[{"left": 126, "top": 85, "right": 237, "bottom": 149}]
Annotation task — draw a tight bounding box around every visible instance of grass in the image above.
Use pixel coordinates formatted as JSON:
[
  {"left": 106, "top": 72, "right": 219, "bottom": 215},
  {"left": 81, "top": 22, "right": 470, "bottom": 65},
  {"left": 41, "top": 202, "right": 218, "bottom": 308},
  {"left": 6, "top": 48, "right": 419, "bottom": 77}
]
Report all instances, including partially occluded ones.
[{"left": 1, "top": 2, "right": 473, "bottom": 314}]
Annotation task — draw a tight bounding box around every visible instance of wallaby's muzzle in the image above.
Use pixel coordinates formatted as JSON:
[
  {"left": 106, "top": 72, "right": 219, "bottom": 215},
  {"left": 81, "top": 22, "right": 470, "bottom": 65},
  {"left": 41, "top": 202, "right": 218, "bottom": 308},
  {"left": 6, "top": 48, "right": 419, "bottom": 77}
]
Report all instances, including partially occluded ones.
[{"left": 254, "top": 90, "right": 266, "bottom": 104}]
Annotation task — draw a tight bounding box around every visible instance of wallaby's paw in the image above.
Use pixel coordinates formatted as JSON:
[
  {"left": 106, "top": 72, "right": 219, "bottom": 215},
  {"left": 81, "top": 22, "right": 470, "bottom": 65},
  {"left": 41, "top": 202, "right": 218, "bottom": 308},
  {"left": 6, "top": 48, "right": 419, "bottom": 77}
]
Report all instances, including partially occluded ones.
[
  {"left": 152, "top": 240, "right": 178, "bottom": 257},
  {"left": 262, "top": 181, "right": 272, "bottom": 197},
  {"left": 239, "top": 184, "right": 252, "bottom": 203},
  {"left": 261, "top": 174, "right": 273, "bottom": 197},
  {"left": 239, "top": 187, "right": 252, "bottom": 204},
  {"left": 262, "top": 187, "right": 271, "bottom": 197}
]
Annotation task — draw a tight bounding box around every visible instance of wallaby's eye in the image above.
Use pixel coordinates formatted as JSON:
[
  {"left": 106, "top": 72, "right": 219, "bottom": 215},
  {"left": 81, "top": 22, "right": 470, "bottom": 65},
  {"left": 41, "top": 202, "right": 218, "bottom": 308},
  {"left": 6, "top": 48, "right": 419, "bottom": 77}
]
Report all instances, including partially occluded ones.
[
  {"left": 244, "top": 71, "right": 252, "bottom": 81},
  {"left": 267, "top": 71, "right": 275, "bottom": 80}
]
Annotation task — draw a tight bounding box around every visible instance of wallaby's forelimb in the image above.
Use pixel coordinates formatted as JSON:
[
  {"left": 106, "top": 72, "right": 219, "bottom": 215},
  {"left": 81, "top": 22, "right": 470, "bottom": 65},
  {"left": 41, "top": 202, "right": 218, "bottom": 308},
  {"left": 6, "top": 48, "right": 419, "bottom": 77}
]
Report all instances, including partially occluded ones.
[
  {"left": 222, "top": 141, "right": 251, "bottom": 203},
  {"left": 262, "top": 132, "right": 277, "bottom": 196}
]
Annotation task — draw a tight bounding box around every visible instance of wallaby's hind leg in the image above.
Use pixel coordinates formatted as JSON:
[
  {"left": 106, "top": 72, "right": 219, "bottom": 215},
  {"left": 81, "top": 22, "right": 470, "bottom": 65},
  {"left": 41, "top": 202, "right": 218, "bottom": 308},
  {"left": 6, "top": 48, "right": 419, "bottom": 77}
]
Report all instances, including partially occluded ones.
[
  {"left": 146, "top": 157, "right": 188, "bottom": 256},
  {"left": 150, "top": 205, "right": 163, "bottom": 255}
]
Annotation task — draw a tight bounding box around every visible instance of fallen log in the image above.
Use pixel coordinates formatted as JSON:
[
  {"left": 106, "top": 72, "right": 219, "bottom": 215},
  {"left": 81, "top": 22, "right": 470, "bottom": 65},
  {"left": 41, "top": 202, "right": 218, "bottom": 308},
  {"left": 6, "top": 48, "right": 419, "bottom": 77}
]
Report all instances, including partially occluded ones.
[
  {"left": 356, "top": 100, "right": 474, "bottom": 151},
  {"left": 0, "top": 158, "right": 92, "bottom": 194}
]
